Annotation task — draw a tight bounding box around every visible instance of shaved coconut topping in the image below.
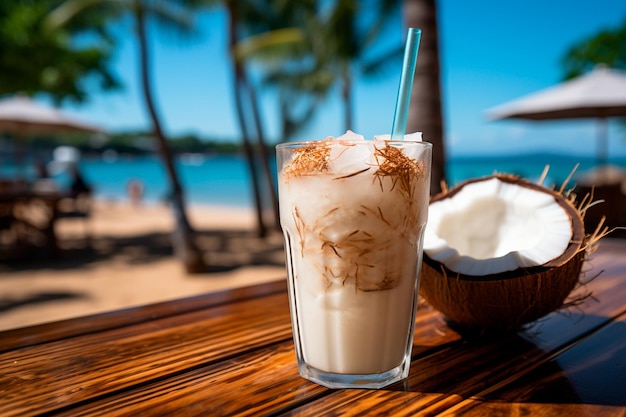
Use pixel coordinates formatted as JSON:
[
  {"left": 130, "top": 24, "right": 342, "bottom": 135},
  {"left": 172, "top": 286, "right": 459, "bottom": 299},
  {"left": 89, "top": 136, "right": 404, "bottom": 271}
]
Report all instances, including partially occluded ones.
[{"left": 423, "top": 177, "right": 574, "bottom": 276}]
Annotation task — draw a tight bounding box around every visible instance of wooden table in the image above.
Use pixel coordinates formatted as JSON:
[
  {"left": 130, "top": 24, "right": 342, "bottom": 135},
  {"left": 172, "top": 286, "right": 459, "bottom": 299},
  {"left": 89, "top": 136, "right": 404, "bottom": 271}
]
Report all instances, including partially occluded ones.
[{"left": 2, "top": 239, "right": 625, "bottom": 416}]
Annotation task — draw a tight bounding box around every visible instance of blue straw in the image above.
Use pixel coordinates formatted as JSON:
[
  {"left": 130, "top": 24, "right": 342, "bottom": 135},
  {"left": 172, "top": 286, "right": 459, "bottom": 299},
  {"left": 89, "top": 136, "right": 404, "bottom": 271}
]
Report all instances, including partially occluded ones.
[{"left": 391, "top": 28, "right": 422, "bottom": 140}]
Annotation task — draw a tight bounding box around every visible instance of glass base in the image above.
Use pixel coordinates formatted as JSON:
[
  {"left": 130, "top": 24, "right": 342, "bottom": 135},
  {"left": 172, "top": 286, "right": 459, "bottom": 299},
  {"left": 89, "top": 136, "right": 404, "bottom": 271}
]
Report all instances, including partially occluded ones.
[{"left": 298, "top": 360, "right": 410, "bottom": 389}]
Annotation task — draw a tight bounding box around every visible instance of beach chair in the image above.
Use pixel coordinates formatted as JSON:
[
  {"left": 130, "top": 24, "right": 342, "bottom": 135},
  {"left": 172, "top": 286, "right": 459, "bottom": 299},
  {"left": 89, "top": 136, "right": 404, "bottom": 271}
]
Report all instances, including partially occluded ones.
[
  {"left": 55, "top": 190, "right": 93, "bottom": 246},
  {"left": 54, "top": 164, "right": 94, "bottom": 246},
  {"left": 0, "top": 201, "right": 15, "bottom": 244},
  {"left": 0, "top": 200, "right": 28, "bottom": 260}
]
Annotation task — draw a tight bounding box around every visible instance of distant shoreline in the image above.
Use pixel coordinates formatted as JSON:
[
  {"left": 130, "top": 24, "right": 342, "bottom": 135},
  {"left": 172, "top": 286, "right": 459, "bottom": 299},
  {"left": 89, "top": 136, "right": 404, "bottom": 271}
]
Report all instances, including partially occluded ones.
[{"left": 3, "top": 152, "right": 625, "bottom": 208}]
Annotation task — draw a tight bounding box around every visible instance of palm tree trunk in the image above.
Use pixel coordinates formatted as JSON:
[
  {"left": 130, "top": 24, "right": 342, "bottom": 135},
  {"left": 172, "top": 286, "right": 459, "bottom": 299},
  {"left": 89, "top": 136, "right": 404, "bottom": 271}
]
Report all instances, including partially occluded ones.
[
  {"left": 135, "top": 6, "right": 205, "bottom": 273},
  {"left": 246, "top": 81, "right": 280, "bottom": 231},
  {"left": 226, "top": 2, "right": 267, "bottom": 238},
  {"left": 342, "top": 65, "right": 353, "bottom": 131},
  {"left": 404, "top": 0, "right": 446, "bottom": 194},
  {"left": 235, "top": 79, "right": 268, "bottom": 238}
]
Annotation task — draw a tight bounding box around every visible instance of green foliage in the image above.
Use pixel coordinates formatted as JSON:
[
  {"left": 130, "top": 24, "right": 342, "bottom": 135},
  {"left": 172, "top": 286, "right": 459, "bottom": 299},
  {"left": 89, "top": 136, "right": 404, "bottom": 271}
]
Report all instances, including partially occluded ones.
[
  {"left": 107, "top": 131, "right": 242, "bottom": 154},
  {"left": 0, "top": 0, "right": 120, "bottom": 103},
  {"left": 235, "top": 0, "right": 402, "bottom": 139},
  {"left": 14, "top": 129, "right": 245, "bottom": 155},
  {"left": 562, "top": 15, "right": 626, "bottom": 79}
]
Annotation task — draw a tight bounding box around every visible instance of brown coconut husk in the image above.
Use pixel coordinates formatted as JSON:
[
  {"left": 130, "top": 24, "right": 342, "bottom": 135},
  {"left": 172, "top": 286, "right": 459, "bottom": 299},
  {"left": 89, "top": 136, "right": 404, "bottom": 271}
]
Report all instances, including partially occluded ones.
[
  {"left": 421, "top": 250, "right": 585, "bottom": 333},
  {"left": 420, "top": 172, "right": 612, "bottom": 334}
]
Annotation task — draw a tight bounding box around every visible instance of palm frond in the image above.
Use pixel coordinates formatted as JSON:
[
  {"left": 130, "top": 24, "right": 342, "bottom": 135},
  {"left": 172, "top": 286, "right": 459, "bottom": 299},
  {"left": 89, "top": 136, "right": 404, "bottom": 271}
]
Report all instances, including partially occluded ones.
[
  {"left": 46, "top": 0, "right": 127, "bottom": 30},
  {"left": 234, "top": 27, "right": 307, "bottom": 63},
  {"left": 361, "top": 44, "right": 404, "bottom": 78}
]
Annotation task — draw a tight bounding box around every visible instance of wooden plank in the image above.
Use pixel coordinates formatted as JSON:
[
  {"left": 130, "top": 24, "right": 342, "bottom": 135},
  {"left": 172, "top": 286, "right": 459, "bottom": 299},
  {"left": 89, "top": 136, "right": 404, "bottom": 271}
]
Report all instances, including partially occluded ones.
[
  {"left": 442, "top": 312, "right": 626, "bottom": 416},
  {"left": 439, "top": 403, "right": 626, "bottom": 417},
  {"left": 0, "top": 280, "right": 287, "bottom": 353},
  {"left": 2, "top": 239, "right": 624, "bottom": 416},
  {"left": 22, "top": 248, "right": 625, "bottom": 417},
  {"left": 14, "top": 302, "right": 456, "bottom": 416},
  {"left": 276, "top": 239, "right": 626, "bottom": 416},
  {"left": 51, "top": 342, "right": 324, "bottom": 417},
  {"left": 0, "top": 292, "right": 293, "bottom": 417},
  {"left": 4, "top": 302, "right": 457, "bottom": 416}
]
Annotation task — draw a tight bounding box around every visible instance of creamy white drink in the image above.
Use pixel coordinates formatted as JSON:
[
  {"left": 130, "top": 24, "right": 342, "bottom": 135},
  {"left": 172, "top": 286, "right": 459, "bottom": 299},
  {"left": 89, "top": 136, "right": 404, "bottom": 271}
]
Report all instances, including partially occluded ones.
[{"left": 277, "top": 132, "right": 431, "bottom": 387}]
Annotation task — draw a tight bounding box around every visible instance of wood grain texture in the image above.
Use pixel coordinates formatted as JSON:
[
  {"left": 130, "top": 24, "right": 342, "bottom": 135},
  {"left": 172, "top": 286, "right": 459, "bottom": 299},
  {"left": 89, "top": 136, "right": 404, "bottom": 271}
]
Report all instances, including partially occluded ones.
[
  {"left": 444, "top": 313, "right": 626, "bottom": 416},
  {"left": 0, "top": 280, "right": 287, "bottom": 353},
  {"left": 54, "top": 342, "right": 324, "bottom": 416},
  {"left": 1, "top": 292, "right": 292, "bottom": 416},
  {"left": 1, "top": 239, "right": 625, "bottom": 416},
  {"left": 277, "top": 239, "right": 626, "bottom": 416}
]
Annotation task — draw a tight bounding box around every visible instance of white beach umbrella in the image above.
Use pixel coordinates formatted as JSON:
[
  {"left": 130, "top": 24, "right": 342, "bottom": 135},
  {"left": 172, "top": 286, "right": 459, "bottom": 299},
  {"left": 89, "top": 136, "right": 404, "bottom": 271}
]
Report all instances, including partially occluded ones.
[
  {"left": 485, "top": 65, "right": 626, "bottom": 166},
  {"left": 0, "top": 94, "right": 104, "bottom": 179},
  {"left": 0, "top": 94, "right": 103, "bottom": 136}
]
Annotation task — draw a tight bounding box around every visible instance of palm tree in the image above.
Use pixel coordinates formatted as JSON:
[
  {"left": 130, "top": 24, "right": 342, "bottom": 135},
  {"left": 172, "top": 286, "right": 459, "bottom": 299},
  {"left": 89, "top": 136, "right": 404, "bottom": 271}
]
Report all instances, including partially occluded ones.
[
  {"left": 223, "top": 1, "right": 406, "bottom": 236},
  {"left": 224, "top": 1, "right": 270, "bottom": 237},
  {"left": 232, "top": 1, "right": 323, "bottom": 141},
  {"left": 404, "top": 0, "right": 446, "bottom": 194},
  {"left": 222, "top": 1, "right": 322, "bottom": 236},
  {"left": 233, "top": 25, "right": 332, "bottom": 142},
  {"left": 1, "top": 0, "right": 119, "bottom": 103},
  {"left": 47, "top": 0, "right": 207, "bottom": 273},
  {"left": 561, "top": 16, "right": 626, "bottom": 78},
  {"left": 133, "top": 3, "right": 206, "bottom": 272},
  {"left": 239, "top": 0, "right": 405, "bottom": 136},
  {"left": 316, "top": 0, "right": 404, "bottom": 132}
]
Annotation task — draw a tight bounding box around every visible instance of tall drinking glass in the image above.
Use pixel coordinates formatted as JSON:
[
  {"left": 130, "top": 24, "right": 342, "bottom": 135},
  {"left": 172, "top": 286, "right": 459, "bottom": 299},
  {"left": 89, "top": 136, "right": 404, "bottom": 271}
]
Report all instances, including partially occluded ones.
[{"left": 276, "top": 138, "right": 432, "bottom": 389}]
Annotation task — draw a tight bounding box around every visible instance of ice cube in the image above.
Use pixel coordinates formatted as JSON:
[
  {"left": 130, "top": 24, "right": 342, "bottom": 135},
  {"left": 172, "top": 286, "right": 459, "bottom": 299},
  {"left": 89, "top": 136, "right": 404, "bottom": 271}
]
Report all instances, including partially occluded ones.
[
  {"left": 374, "top": 132, "right": 422, "bottom": 141},
  {"left": 328, "top": 141, "right": 373, "bottom": 175},
  {"left": 404, "top": 131, "right": 423, "bottom": 141},
  {"left": 335, "top": 130, "right": 365, "bottom": 142}
]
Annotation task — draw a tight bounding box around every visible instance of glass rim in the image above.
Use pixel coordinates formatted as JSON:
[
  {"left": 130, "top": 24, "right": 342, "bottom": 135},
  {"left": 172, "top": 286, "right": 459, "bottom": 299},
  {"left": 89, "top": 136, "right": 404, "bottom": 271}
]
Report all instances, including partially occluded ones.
[{"left": 276, "top": 139, "right": 432, "bottom": 150}]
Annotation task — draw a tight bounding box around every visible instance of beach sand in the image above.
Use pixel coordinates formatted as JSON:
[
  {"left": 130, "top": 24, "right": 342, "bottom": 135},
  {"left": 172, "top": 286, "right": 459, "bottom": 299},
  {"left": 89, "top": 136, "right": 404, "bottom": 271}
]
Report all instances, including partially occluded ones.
[{"left": 0, "top": 201, "right": 286, "bottom": 331}]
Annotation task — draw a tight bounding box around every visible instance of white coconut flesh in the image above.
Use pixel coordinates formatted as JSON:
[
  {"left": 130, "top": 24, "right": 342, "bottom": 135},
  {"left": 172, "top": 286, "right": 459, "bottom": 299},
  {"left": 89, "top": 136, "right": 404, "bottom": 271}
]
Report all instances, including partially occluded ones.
[{"left": 423, "top": 177, "right": 574, "bottom": 276}]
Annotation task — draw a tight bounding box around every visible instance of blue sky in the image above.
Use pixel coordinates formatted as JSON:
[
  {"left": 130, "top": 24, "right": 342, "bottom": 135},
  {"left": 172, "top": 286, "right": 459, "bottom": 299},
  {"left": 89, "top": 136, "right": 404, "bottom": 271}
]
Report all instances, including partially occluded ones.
[{"left": 62, "top": 0, "right": 626, "bottom": 157}]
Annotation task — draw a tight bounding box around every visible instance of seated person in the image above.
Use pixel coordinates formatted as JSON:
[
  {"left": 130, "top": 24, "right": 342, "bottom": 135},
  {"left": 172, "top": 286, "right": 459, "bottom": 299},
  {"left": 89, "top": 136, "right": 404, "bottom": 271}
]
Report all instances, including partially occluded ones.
[
  {"left": 69, "top": 165, "right": 92, "bottom": 198},
  {"left": 59, "top": 165, "right": 93, "bottom": 219}
]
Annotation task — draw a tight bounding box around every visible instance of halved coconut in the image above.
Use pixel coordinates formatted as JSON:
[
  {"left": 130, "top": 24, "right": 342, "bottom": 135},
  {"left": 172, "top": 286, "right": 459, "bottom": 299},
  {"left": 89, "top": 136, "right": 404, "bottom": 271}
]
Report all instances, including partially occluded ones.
[{"left": 420, "top": 174, "right": 587, "bottom": 333}]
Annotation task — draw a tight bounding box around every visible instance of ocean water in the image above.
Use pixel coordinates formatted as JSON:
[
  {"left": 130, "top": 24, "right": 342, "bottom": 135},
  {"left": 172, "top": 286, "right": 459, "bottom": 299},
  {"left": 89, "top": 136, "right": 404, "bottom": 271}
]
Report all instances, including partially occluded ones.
[
  {"left": 446, "top": 153, "right": 618, "bottom": 187},
  {"left": 80, "top": 153, "right": 259, "bottom": 207},
  {"left": 2, "top": 152, "right": 625, "bottom": 208}
]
